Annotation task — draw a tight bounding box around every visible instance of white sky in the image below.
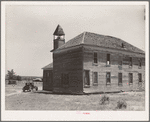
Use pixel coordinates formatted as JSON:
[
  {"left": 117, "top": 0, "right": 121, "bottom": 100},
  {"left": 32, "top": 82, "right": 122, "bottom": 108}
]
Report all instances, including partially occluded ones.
[{"left": 5, "top": 4, "right": 145, "bottom": 76}]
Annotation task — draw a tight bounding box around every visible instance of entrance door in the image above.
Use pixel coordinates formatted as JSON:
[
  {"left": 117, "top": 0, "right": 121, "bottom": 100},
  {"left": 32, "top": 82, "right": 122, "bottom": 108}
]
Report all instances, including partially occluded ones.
[{"left": 84, "top": 70, "right": 90, "bottom": 86}]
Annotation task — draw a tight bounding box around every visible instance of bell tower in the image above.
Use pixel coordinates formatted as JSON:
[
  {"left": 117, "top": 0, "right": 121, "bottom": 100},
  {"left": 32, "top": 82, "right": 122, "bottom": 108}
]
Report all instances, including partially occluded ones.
[{"left": 53, "top": 25, "right": 65, "bottom": 50}]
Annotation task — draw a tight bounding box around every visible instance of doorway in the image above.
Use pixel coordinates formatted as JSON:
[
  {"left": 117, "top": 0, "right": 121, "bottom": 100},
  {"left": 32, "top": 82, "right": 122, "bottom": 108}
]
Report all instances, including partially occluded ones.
[{"left": 84, "top": 70, "right": 90, "bottom": 87}]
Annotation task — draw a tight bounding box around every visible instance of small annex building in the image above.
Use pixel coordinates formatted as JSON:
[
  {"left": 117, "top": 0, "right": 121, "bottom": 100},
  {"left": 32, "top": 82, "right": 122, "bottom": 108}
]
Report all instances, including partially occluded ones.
[
  {"left": 42, "top": 25, "right": 145, "bottom": 94},
  {"left": 42, "top": 63, "right": 53, "bottom": 91}
]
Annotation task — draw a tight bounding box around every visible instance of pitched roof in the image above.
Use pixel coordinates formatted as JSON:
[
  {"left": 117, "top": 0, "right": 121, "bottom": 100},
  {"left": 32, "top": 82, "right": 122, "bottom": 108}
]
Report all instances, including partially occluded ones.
[
  {"left": 42, "top": 63, "right": 53, "bottom": 70},
  {"left": 56, "top": 32, "right": 144, "bottom": 54},
  {"left": 53, "top": 25, "right": 65, "bottom": 36}
]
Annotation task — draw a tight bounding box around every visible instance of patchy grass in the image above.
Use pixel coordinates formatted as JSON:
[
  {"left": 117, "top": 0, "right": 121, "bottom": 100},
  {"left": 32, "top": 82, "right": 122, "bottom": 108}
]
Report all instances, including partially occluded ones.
[
  {"left": 5, "top": 91, "right": 145, "bottom": 110},
  {"left": 5, "top": 82, "right": 145, "bottom": 110}
]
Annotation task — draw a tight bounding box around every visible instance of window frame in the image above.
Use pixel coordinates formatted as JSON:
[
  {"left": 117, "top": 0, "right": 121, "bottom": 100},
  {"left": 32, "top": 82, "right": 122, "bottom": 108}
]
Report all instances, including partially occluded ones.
[
  {"left": 106, "top": 72, "right": 111, "bottom": 85},
  {"left": 84, "top": 70, "right": 90, "bottom": 88},
  {"left": 93, "top": 72, "right": 98, "bottom": 86},
  {"left": 122, "top": 43, "right": 126, "bottom": 48},
  {"left": 138, "top": 73, "right": 142, "bottom": 83},
  {"left": 129, "top": 73, "right": 133, "bottom": 85},
  {"left": 93, "top": 51, "right": 98, "bottom": 65},
  {"left": 138, "top": 59, "right": 142, "bottom": 69},
  {"left": 118, "top": 73, "right": 123, "bottom": 86},
  {"left": 129, "top": 57, "right": 132, "bottom": 68},
  {"left": 106, "top": 54, "right": 111, "bottom": 66}
]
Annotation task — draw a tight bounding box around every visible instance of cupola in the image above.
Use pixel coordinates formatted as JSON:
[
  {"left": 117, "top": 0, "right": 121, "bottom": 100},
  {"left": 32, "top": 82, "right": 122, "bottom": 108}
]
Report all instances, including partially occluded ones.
[{"left": 53, "top": 25, "right": 65, "bottom": 50}]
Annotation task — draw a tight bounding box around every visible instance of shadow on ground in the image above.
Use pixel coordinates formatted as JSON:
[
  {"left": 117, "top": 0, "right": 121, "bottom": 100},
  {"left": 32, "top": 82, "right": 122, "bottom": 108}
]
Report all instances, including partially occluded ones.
[
  {"left": 33, "top": 90, "right": 127, "bottom": 95},
  {"left": 33, "top": 90, "right": 84, "bottom": 95}
]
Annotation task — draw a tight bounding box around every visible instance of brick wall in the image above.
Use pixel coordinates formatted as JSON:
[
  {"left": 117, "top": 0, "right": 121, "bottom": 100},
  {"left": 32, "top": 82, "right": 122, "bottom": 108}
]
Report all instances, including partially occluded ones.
[{"left": 83, "top": 45, "right": 145, "bottom": 93}]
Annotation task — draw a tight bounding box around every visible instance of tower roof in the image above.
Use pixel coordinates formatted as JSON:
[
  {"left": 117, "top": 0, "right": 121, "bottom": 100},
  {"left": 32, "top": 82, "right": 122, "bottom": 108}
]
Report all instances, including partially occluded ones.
[{"left": 53, "top": 25, "right": 65, "bottom": 36}]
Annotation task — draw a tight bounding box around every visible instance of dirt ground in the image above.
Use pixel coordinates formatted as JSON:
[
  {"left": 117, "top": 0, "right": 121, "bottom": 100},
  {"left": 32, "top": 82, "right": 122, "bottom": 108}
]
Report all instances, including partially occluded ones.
[{"left": 5, "top": 81, "right": 145, "bottom": 111}]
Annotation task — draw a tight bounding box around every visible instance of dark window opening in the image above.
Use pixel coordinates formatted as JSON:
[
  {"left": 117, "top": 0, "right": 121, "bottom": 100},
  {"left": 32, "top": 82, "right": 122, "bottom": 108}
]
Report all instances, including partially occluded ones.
[
  {"left": 122, "top": 43, "right": 126, "bottom": 48},
  {"left": 129, "top": 73, "right": 133, "bottom": 84},
  {"left": 138, "top": 73, "right": 142, "bottom": 82},
  {"left": 106, "top": 72, "right": 111, "bottom": 85},
  {"left": 129, "top": 57, "right": 132, "bottom": 67},
  {"left": 139, "top": 59, "right": 142, "bottom": 68},
  {"left": 94, "top": 52, "right": 98, "bottom": 64},
  {"left": 93, "top": 72, "right": 98, "bottom": 85},
  {"left": 118, "top": 73, "right": 122, "bottom": 85},
  {"left": 107, "top": 54, "right": 110, "bottom": 65},
  {"left": 84, "top": 70, "right": 90, "bottom": 87},
  {"left": 61, "top": 73, "right": 69, "bottom": 87}
]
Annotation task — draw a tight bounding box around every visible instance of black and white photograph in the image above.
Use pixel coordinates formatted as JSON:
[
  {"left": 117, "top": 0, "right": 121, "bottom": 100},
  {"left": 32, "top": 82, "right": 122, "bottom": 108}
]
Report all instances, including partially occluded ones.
[{"left": 1, "top": 1, "right": 149, "bottom": 121}]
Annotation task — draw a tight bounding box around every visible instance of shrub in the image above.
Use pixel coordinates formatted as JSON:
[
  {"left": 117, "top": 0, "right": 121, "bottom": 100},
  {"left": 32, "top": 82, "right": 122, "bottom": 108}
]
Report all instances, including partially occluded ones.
[
  {"left": 116, "top": 99, "right": 127, "bottom": 109},
  {"left": 100, "top": 95, "right": 109, "bottom": 105}
]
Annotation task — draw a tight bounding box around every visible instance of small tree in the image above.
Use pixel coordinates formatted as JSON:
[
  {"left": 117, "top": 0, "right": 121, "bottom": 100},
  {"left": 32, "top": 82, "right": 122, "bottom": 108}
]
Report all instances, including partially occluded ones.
[
  {"left": 7, "top": 69, "right": 16, "bottom": 80},
  {"left": 7, "top": 69, "right": 21, "bottom": 81}
]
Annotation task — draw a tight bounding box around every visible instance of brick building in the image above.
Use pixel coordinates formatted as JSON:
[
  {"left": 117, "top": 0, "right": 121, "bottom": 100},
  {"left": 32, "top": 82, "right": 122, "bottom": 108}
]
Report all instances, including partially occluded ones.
[{"left": 42, "top": 25, "right": 145, "bottom": 94}]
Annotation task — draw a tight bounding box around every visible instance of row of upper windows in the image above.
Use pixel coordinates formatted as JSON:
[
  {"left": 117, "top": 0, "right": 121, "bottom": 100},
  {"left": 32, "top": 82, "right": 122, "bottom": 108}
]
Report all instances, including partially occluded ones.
[
  {"left": 84, "top": 72, "right": 142, "bottom": 87},
  {"left": 93, "top": 52, "right": 142, "bottom": 68}
]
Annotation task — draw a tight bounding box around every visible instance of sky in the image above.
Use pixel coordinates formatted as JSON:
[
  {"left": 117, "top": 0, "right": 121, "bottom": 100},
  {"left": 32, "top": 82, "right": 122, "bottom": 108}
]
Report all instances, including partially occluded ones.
[{"left": 5, "top": 4, "right": 145, "bottom": 77}]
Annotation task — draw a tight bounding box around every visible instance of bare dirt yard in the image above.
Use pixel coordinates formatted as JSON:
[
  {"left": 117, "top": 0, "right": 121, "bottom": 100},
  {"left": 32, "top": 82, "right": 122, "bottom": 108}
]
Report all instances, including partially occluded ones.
[{"left": 5, "top": 81, "right": 145, "bottom": 111}]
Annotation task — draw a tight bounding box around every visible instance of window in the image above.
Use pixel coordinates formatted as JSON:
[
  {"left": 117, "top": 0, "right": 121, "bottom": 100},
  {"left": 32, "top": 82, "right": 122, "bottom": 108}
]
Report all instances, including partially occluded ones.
[
  {"left": 129, "top": 73, "right": 133, "bottom": 84},
  {"left": 118, "top": 73, "right": 122, "bottom": 85},
  {"left": 93, "top": 52, "right": 98, "bottom": 64},
  {"left": 106, "top": 72, "right": 111, "bottom": 85},
  {"left": 61, "top": 73, "right": 69, "bottom": 87},
  {"left": 138, "top": 73, "right": 142, "bottom": 82},
  {"left": 107, "top": 54, "right": 110, "bottom": 65},
  {"left": 129, "top": 57, "right": 132, "bottom": 67},
  {"left": 84, "top": 70, "right": 90, "bottom": 87},
  {"left": 54, "top": 35, "right": 58, "bottom": 39},
  {"left": 122, "top": 43, "right": 126, "bottom": 48},
  {"left": 138, "top": 59, "right": 142, "bottom": 68},
  {"left": 93, "top": 72, "right": 98, "bottom": 85},
  {"left": 60, "top": 36, "right": 64, "bottom": 39}
]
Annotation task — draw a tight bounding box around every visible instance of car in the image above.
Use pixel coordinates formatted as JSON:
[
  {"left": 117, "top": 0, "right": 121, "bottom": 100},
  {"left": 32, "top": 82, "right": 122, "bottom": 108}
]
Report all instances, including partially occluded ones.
[
  {"left": 33, "top": 78, "right": 42, "bottom": 82},
  {"left": 22, "top": 82, "right": 38, "bottom": 92}
]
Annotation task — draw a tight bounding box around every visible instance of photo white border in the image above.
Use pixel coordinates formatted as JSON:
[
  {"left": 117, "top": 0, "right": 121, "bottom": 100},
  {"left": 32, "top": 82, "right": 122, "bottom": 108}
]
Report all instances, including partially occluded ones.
[{"left": 1, "top": 1, "right": 149, "bottom": 121}]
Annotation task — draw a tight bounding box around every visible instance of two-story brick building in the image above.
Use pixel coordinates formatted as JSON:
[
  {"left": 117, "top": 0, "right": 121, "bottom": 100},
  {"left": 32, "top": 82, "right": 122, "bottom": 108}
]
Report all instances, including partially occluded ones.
[{"left": 42, "top": 25, "right": 145, "bottom": 94}]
